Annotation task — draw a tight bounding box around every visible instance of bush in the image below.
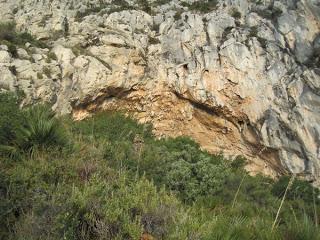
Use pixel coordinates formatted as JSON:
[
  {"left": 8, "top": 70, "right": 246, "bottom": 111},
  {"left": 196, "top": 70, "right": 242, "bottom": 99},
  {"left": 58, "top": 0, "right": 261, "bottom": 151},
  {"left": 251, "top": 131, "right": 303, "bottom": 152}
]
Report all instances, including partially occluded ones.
[
  {"left": 105, "top": 135, "right": 230, "bottom": 202},
  {"left": 272, "top": 176, "right": 320, "bottom": 203},
  {"left": 231, "top": 8, "right": 242, "bottom": 19},
  {"left": 59, "top": 176, "right": 180, "bottom": 240},
  {"left": 71, "top": 111, "right": 153, "bottom": 142},
  {"left": 0, "top": 94, "right": 67, "bottom": 157},
  {"left": 281, "top": 215, "right": 320, "bottom": 240},
  {"left": 0, "top": 22, "right": 16, "bottom": 42},
  {"left": 0, "top": 93, "right": 24, "bottom": 158},
  {"left": 0, "top": 21, "right": 48, "bottom": 50},
  {"left": 7, "top": 42, "right": 18, "bottom": 57},
  {"left": 166, "top": 156, "right": 230, "bottom": 202},
  {"left": 37, "top": 72, "right": 44, "bottom": 79},
  {"left": 182, "top": 0, "right": 219, "bottom": 13},
  {"left": 42, "top": 66, "right": 52, "bottom": 77},
  {"left": 230, "top": 155, "right": 247, "bottom": 170},
  {"left": 1, "top": 109, "right": 320, "bottom": 239},
  {"left": 249, "top": 26, "right": 258, "bottom": 38},
  {"left": 253, "top": 6, "right": 283, "bottom": 22},
  {"left": 0, "top": 93, "right": 22, "bottom": 145},
  {"left": 48, "top": 51, "right": 58, "bottom": 61},
  {"left": 15, "top": 104, "right": 67, "bottom": 153},
  {"left": 0, "top": 149, "right": 184, "bottom": 240}
]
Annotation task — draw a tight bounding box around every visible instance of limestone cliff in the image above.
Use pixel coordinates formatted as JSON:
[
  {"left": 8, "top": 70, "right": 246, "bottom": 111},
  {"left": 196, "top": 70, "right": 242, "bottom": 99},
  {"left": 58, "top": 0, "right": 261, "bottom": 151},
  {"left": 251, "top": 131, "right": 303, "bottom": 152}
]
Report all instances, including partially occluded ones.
[{"left": 0, "top": 0, "right": 319, "bottom": 182}]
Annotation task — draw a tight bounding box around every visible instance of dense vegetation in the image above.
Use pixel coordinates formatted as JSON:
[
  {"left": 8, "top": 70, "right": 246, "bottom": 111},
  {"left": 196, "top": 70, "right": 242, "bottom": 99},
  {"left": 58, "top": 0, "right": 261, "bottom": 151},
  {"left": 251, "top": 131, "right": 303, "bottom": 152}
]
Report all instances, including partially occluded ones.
[{"left": 1, "top": 92, "right": 320, "bottom": 240}]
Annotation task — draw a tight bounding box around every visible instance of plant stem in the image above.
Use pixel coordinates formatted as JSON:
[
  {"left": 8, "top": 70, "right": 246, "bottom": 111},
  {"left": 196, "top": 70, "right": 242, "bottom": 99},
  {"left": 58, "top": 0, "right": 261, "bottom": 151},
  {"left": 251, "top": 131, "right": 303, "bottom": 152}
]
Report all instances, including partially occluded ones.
[
  {"left": 272, "top": 175, "right": 295, "bottom": 231},
  {"left": 231, "top": 174, "right": 246, "bottom": 209}
]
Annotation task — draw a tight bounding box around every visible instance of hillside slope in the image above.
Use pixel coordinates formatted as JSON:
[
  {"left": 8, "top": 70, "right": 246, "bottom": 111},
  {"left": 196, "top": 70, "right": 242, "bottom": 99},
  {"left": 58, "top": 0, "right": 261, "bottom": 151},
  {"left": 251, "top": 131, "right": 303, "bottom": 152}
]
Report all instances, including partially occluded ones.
[
  {"left": 0, "top": 0, "right": 319, "bottom": 181},
  {"left": 1, "top": 97, "right": 320, "bottom": 239}
]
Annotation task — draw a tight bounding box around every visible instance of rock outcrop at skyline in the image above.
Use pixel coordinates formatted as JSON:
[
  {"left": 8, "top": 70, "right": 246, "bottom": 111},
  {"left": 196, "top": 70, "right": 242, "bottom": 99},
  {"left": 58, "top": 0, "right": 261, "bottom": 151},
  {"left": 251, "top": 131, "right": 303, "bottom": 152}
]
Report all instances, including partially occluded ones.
[{"left": 0, "top": 0, "right": 319, "bottom": 182}]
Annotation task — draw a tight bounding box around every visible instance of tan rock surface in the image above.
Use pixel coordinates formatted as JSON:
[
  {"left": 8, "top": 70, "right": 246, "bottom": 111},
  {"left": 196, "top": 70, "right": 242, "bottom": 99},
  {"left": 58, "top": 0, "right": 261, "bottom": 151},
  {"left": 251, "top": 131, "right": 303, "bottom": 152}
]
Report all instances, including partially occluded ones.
[{"left": 0, "top": 0, "right": 319, "bottom": 182}]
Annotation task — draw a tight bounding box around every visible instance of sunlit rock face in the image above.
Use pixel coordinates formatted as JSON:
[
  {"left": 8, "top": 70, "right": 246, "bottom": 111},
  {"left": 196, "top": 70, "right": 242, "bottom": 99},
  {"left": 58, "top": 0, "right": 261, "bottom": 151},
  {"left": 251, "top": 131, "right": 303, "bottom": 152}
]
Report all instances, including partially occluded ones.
[{"left": 0, "top": 0, "right": 319, "bottom": 182}]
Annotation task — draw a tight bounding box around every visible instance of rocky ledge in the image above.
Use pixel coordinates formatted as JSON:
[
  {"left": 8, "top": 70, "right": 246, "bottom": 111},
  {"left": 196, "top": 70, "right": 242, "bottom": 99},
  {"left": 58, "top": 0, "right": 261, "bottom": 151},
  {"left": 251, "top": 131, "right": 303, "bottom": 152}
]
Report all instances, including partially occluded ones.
[{"left": 0, "top": 0, "right": 319, "bottom": 182}]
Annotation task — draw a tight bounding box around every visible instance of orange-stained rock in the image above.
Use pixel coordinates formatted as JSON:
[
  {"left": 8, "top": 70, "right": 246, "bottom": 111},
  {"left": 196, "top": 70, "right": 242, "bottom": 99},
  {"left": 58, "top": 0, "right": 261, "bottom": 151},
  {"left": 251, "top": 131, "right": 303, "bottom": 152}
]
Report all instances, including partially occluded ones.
[{"left": 141, "top": 233, "right": 154, "bottom": 240}]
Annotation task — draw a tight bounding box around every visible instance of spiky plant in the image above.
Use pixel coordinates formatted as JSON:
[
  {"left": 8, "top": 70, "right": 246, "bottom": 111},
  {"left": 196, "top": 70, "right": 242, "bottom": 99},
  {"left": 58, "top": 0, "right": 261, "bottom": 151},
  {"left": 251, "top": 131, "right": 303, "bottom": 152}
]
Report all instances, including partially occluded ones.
[
  {"left": 16, "top": 104, "right": 67, "bottom": 153},
  {"left": 283, "top": 214, "right": 320, "bottom": 240}
]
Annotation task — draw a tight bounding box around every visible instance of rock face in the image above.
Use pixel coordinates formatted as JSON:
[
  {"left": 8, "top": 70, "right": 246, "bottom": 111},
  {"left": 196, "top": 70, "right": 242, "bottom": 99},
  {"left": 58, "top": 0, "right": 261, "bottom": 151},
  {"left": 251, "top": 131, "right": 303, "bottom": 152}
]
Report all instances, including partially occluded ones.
[{"left": 0, "top": 0, "right": 319, "bottom": 181}]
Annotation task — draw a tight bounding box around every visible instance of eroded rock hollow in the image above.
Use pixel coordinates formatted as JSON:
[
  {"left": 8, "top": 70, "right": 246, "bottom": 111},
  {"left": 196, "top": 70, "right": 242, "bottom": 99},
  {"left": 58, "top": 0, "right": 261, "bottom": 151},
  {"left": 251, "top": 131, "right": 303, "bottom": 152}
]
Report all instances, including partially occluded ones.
[{"left": 0, "top": 0, "right": 319, "bottom": 181}]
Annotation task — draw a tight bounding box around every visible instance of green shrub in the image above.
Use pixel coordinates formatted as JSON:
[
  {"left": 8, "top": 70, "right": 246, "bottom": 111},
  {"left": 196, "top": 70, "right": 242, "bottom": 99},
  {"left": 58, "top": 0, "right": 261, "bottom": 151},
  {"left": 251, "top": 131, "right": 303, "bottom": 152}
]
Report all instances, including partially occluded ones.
[
  {"left": 249, "top": 26, "right": 258, "bottom": 38},
  {"left": 182, "top": 0, "right": 219, "bottom": 13},
  {"left": 1, "top": 108, "right": 320, "bottom": 240},
  {"left": 151, "top": 0, "right": 171, "bottom": 7},
  {"left": 136, "top": 0, "right": 152, "bottom": 14},
  {"left": 230, "top": 155, "right": 247, "bottom": 170},
  {"left": 16, "top": 104, "right": 67, "bottom": 153},
  {"left": 202, "top": 215, "right": 254, "bottom": 240},
  {"left": 7, "top": 42, "right": 18, "bottom": 57},
  {"left": 37, "top": 72, "right": 43, "bottom": 79},
  {"left": 281, "top": 215, "right": 320, "bottom": 240},
  {"left": 71, "top": 111, "right": 153, "bottom": 142},
  {"left": 272, "top": 176, "right": 320, "bottom": 203},
  {"left": 0, "top": 93, "right": 23, "bottom": 157},
  {"left": 42, "top": 66, "right": 52, "bottom": 77},
  {"left": 0, "top": 21, "right": 48, "bottom": 51},
  {"left": 59, "top": 176, "right": 180, "bottom": 240},
  {"left": 0, "top": 22, "right": 16, "bottom": 42},
  {"left": 105, "top": 135, "right": 230, "bottom": 202},
  {"left": 253, "top": 6, "right": 283, "bottom": 22},
  {"left": 231, "top": 8, "right": 242, "bottom": 19},
  {"left": 48, "top": 51, "right": 57, "bottom": 61}
]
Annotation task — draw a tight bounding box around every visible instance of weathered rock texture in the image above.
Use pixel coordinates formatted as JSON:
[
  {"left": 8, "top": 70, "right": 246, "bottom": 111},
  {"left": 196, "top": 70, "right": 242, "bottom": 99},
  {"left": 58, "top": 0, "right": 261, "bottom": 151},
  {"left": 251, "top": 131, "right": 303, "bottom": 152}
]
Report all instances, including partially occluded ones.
[{"left": 0, "top": 0, "right": 319, "bottom": 181}]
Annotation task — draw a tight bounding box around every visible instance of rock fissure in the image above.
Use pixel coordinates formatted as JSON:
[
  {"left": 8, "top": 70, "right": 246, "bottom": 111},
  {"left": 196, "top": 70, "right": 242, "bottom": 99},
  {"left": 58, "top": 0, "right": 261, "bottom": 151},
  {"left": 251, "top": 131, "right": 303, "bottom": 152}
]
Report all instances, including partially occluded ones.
[{"left": 0, "top": 0, "right": 319, "bottom": 182}]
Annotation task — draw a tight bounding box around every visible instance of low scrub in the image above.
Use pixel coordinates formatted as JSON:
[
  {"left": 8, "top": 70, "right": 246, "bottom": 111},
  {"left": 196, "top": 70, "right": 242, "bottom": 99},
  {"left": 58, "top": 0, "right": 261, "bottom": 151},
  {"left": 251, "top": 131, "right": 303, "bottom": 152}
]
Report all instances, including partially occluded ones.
[
  {"left": 16, "top": 105, "right": 67, "bottom": 153},
  {"left": 182, "top": 0, "right": 219, "bottom": 13},
  {"left": 0, "top": 92, "right": 320, "bottom": 239},
  {"left": 0, "top": 22, "right": 47, "bottom": 50},
  {"left": 0, "top": 93, "right": 67, "bottom": 158}
]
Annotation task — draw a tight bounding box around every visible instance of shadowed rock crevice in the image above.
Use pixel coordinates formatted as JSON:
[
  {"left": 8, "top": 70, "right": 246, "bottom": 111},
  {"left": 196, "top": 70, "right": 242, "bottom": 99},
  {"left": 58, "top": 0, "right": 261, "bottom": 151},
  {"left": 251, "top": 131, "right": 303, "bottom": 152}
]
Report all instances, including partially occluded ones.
[{"left": 0, "top": 0, "right": 319, "bottom": 182}]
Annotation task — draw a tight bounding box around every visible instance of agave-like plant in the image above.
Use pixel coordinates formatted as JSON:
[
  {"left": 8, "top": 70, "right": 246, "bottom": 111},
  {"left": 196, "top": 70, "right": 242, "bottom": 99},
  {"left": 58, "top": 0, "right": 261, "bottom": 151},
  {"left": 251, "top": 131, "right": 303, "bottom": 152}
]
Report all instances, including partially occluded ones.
[
  {"left": 15, "top": 104, "right": 67, "bottom": 153},
  {"left": 0, "top": 145, "right": 21, "bottom": 159},
  {"left": 283, "top": 214, "right": 320, "bottom": 240}
]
